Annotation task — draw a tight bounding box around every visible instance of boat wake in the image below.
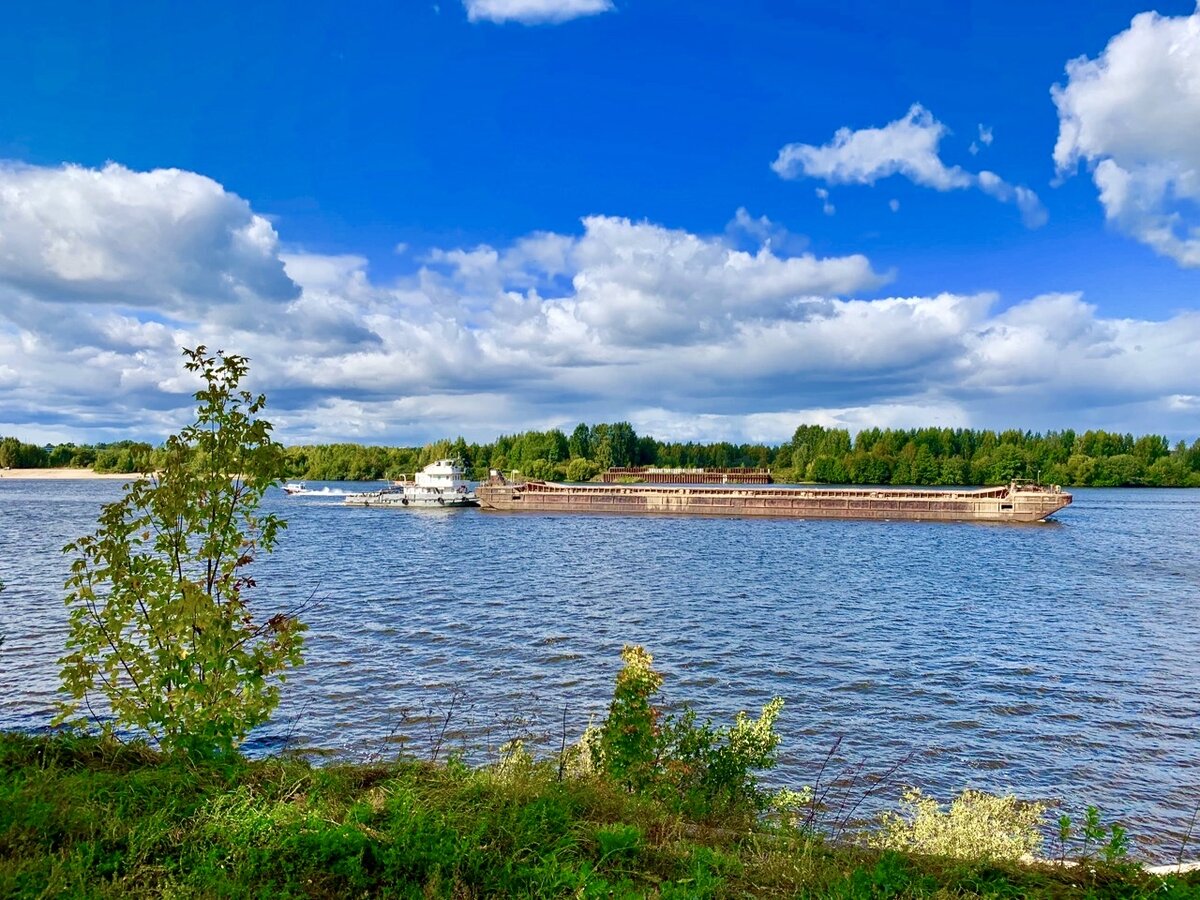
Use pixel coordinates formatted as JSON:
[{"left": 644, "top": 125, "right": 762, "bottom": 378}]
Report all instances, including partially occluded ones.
[{"left": 283, "top": 485, "right": 353, "bottom": 497}]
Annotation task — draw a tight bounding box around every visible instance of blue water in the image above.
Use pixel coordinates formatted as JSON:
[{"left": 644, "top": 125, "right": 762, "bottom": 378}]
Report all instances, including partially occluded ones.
[{"left": 1, "top": 479, "right": 1197, "bottom": 858}]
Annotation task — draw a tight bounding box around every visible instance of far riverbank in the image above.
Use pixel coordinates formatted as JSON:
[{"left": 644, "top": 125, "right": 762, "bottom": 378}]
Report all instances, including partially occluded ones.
[{"left": 0, "top": 468, "right": 138, "bottom": 481}]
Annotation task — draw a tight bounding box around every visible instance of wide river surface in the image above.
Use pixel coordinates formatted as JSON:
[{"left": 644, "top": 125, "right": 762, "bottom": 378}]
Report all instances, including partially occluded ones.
[{"left": 1, "top": 480, "right": 1197, "bottom": 858}]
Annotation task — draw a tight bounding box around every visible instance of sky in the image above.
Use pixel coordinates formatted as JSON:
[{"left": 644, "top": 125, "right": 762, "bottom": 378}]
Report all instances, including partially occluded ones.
[{"left": 1, "top": 0, "right": 1199, "bottom": 446}]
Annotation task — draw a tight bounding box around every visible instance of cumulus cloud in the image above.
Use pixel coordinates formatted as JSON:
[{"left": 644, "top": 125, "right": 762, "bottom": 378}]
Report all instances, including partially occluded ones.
[
  {"left": 1, "top": 160, "right": 1197, "bottom": 445},
  {"left": 772, "top": 104, "right": 1047, "bottom": 227},
  {"left": 773, "top": 104, "right": 972, "bottom": 190},
  {"left": 559, "top": 214, "right": 883, "bottom": 346},
  {"left": 463, "top": 0, "right": 612, "bottom": 24},
  {"left": 0, "top": 162, "right": 297, "bottom": 312},
  {"left": 1053, "top": 7, "right": 1200, "bottom": 265}
]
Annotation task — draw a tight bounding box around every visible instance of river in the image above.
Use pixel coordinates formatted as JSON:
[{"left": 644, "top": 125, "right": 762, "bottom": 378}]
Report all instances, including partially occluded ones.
[{"left": 1, "top": 479, "right": 1197, "bottom": 858}]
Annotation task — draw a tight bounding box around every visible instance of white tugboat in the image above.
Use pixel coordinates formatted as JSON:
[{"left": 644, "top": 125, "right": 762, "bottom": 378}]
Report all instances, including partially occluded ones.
[{"left": 343, "top": 459, "right": 478, "bottom": 508}]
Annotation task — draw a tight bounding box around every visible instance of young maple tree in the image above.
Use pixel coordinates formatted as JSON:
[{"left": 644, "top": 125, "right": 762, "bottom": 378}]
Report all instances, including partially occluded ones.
[{"left": 57, "top": 346, "right": 306, "bottom": 756}]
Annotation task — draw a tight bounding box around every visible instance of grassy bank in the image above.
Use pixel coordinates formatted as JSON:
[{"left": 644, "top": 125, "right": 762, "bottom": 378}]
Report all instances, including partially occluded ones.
[{"left": 1, "top": 734, "right": 1195, "bottom": 898}]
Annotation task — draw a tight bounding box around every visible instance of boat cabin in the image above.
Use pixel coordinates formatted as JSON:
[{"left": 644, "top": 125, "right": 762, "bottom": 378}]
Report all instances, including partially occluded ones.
[{"left": 414, "top": 459, "right": 470, "bottom": 491}]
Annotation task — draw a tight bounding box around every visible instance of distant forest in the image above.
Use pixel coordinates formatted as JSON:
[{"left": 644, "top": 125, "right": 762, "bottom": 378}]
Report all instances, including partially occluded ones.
[{"left": 5, "top": 423, "right": 1200, "bottom": 487}]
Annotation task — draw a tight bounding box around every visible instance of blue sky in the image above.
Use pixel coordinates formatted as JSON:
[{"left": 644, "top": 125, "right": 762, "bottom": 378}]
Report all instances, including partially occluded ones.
[{"left": 1, "top": 0, "right": 1199, "bottom": 445}]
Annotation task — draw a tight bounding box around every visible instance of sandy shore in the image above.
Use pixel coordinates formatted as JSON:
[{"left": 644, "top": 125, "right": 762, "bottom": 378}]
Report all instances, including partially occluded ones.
[{"left": 0, "top": 468, "right": 142, "bottom": 481}]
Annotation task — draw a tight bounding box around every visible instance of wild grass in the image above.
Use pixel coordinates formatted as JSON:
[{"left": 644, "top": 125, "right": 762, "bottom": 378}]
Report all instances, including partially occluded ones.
[{"left": 2, "top": 732, "right": 1196, "bottom": 898}]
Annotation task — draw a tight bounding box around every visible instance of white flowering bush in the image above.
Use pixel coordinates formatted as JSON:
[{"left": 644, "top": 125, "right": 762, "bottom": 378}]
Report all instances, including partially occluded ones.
[{"left": 873, "top": 788, "right": 1046, "bottom": 861}]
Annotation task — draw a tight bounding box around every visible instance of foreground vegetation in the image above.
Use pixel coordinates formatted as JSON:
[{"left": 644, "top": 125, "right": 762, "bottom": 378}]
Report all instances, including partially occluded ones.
[
  {"left": 5, "top": 422, "right": 1200, "bottom": 487},
  {"left": 3, "top": 732, "right": 1197, "bottom": 899},
  {"left": 56, "top": 347, "right": 306, "bottom": 758}
]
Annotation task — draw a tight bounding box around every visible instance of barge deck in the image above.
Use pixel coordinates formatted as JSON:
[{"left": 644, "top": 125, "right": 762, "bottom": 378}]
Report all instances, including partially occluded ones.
[{"left": 601, "top": 466, "right": 772, "bottom": 484}]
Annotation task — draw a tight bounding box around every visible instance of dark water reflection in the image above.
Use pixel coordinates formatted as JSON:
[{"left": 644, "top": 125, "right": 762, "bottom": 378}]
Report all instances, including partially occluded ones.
[{"left": 1, "top": 480, "right": 1197, "bottom": 858}]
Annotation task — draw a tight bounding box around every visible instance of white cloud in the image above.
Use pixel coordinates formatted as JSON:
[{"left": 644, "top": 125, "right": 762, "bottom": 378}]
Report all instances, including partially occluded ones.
[
  {"left": 558, "top": 214, "right": 883, "bottom": 346},
  {"left": 773, "top": 104, "right": 971, "bottom": 190},
  {"left": 969, "top": 125, "right": 993, "bottom": 156},
  {"left": 423, "top": 214, "right": 886, "bottom": 350},
  {"left": 0, "top": 161, "right": 296, "bottom": 312},
  {"left": 1052, "top": 7, "right": 1200, "bottom": 265},
  {"left": 1, "top": 160, "right": 1197, "bottom": 445},
  {"left": 772, "top": 104, "right": 1046, "bottom": 227},
  {"left": 815, "top": 187, "right": 835, "bottom": 216},
  {"left": 955, "top": 294, "right": 1200, "bottom": 431},
  {"left": 727, "top": 207, "right": 774, "bottom": 242},
  {"left": 977, "top": 171, "right": 1049, "bottom": 228},
  {"left": 724, "top": 207, "right": 810, "bottom": 256},
  {"left": 463, "top": 0, "right": 612, "bottom": 24}
]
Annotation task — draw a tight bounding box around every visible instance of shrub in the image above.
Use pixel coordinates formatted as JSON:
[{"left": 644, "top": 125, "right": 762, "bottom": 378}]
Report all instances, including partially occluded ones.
[
  {"left": 660, "top": 698, "right": 785, "bottom": 817},
  {"left": 589, "top": 645, "right": 785, "bottom": 819},
  {"left": 1056, "top": 805, "right": 1130, "bottom": 863},
  {"left": 591, "top": 645, "right": 662, "bottom": 792},
  {"left": 873, "top": 788, "right": 1045, "bottom": 862},
  {"left": 491, "top": 739, "right": 537, "bottom": 786},
  {"left": 56, "top": 347, "right": 306, "bottom": 757},
  {"left": 566, "top": 457, "right": 599, "bottom": 483}
]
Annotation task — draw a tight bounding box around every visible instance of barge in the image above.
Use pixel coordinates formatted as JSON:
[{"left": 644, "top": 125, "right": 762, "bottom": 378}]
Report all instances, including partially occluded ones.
[
  {"left": 476, "top": 475, "right": 1072, "bottom": 523},
  {"left": 602, "top": 466, "right": 772, "bottom": 484}
]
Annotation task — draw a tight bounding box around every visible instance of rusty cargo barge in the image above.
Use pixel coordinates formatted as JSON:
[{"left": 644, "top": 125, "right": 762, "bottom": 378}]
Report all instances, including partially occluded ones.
[{"left": 476, "top": 476, "right": 1072, "bottom": 523}]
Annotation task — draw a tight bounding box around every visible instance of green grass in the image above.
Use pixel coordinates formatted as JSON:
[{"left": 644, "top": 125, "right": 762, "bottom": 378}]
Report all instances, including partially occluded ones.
[{"left": 1, "top": 733, "right": 1196, "bottom": 898}]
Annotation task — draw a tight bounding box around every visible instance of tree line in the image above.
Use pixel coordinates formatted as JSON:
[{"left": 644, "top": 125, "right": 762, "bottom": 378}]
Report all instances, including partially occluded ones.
[
  {"left": 4, "top": 423, "right": 1200, "bottom": 486},
  {"left": 0, "top": 438, "right": 155, "bottom": 473}
]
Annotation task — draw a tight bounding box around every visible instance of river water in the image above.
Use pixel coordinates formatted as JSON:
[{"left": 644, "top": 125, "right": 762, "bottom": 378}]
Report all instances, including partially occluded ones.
[{"left": 1, "top": 480, "right": 1197, "bottom": 858}]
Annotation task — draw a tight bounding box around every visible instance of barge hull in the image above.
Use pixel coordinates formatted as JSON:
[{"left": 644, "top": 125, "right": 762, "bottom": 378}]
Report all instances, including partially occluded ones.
[{"left": 476, "top": 481, "right": 1071, "bottom": 523}]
